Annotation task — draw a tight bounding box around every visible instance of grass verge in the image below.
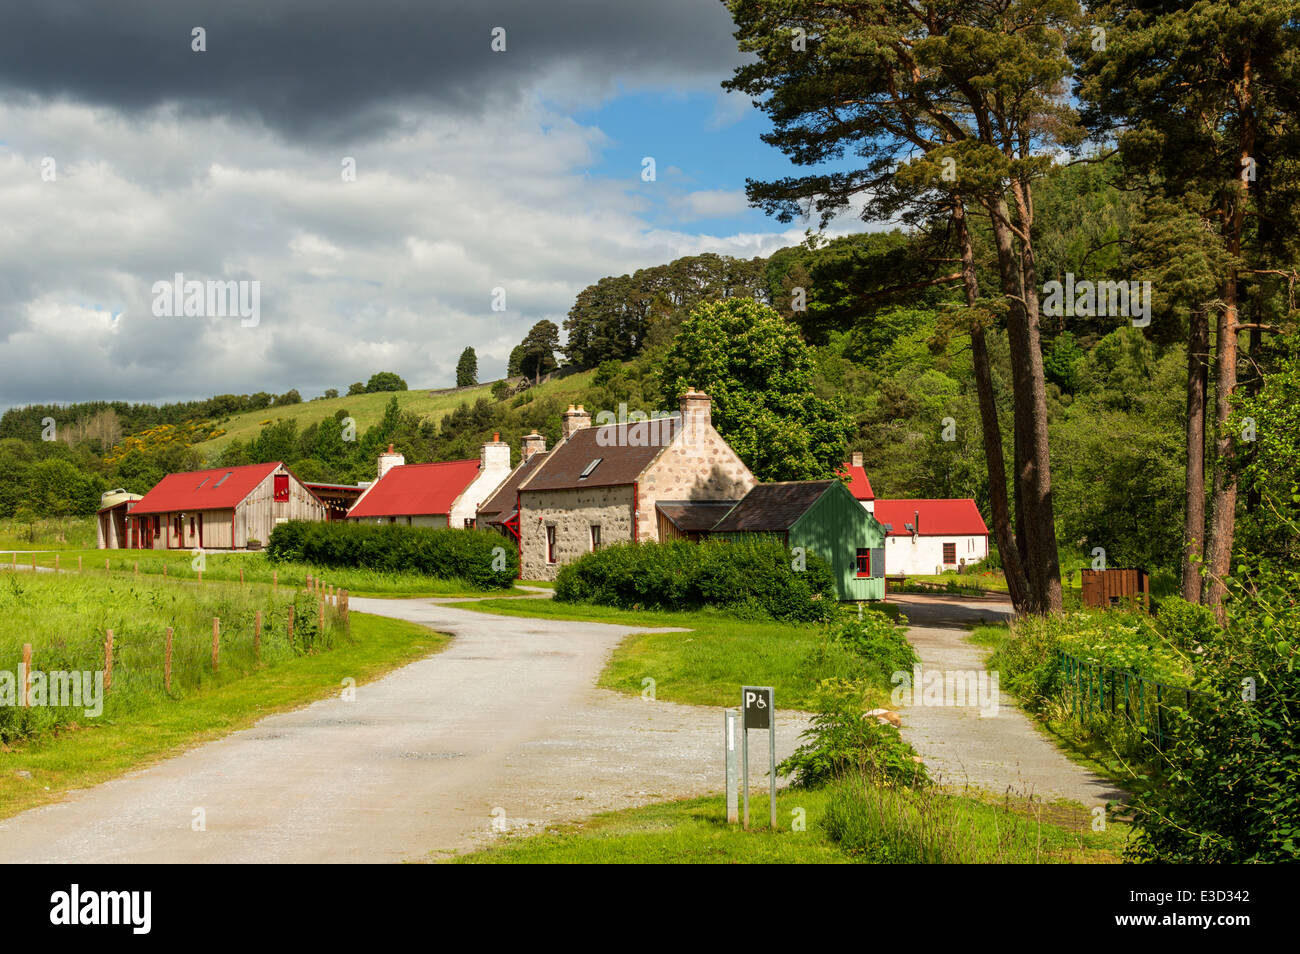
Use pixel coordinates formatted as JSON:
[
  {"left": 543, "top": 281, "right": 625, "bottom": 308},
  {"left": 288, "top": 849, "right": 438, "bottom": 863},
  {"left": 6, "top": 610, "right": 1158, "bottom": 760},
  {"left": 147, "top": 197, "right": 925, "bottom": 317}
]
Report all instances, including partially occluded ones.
[
  {"left": 449, "top": 598, "right": 899, "bottom": 710},
  {"left": 0, "top": 611, "right": 447, "bottom": 820},
  {"left": 455, "top": 782, "right": 1126, "bottom": 864}
]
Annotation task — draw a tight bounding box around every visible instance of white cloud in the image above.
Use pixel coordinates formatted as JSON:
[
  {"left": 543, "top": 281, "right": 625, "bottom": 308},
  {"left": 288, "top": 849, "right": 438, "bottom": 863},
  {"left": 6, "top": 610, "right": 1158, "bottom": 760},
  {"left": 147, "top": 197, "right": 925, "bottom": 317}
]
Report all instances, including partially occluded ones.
[{"left": 0, "top": 95, "right": 811, "bottom": 408}]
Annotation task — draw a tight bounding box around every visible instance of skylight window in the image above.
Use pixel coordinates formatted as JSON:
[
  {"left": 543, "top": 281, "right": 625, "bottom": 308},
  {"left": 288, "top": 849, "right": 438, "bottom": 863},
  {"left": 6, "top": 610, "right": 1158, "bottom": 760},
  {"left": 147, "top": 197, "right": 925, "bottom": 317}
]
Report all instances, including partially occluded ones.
[
  {"left": 578, "top": 458, "right": 603, "bottom": 480},
  {"left": 196, "top": 477, "right": 210, "bottom": 490},
  {"left": 214, "top": 471, "right": 234, "bottom": 488}
]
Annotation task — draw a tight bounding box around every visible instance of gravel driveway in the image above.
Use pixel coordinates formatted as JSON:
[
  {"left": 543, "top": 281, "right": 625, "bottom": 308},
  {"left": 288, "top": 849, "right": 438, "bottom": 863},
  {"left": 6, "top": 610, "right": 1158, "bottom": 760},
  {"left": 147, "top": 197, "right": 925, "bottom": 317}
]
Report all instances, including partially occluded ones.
[{"left": 0, "top": 596, "right": 807, "bottom": 863}]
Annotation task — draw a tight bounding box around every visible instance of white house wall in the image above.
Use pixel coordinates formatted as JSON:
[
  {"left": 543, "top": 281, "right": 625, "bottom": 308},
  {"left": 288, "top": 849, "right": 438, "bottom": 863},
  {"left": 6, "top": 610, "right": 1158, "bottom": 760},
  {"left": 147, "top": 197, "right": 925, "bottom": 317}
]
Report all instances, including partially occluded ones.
[{"left": 884, "top": 534, "right": 987, "bottom": 575}]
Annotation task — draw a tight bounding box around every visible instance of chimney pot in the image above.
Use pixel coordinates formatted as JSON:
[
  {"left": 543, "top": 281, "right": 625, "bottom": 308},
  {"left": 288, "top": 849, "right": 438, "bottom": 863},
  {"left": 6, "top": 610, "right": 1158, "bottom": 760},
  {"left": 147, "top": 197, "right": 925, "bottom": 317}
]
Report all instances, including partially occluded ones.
[{"left": 851, "top": 451, "right": 863, "bottom": 469}]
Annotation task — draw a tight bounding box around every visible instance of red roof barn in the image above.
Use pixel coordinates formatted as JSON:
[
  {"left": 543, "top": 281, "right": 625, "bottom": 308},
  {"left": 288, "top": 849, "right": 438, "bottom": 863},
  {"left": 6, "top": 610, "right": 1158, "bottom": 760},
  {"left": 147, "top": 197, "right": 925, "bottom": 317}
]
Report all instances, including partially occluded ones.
[{"left": 117, "top": 462, "right": 325, "bottom": 550}]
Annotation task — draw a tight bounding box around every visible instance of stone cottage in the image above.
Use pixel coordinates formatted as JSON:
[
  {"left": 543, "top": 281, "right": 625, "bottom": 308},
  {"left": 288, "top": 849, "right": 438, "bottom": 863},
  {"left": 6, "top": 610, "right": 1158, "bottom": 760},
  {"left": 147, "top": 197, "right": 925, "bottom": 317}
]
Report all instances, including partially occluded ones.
[{"left": 515, "top": 390, "right": 755, "bottom": 580}]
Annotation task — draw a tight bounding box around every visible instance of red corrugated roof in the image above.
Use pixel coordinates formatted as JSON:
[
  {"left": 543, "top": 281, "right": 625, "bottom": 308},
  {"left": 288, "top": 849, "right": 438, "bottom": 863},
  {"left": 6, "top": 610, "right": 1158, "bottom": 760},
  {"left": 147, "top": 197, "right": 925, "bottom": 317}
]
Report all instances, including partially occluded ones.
[
  {"left": 873, "top": 499, "right": 989, "bottom": 536},
  {"left": 347, "top": 459, "right": 482, "bottom": 518},
  {"left": 837, "top": 462, "right": 874, "bottom": 500},
  {"left": 130, "top": 462, "right": 280, "bottom": 515}
]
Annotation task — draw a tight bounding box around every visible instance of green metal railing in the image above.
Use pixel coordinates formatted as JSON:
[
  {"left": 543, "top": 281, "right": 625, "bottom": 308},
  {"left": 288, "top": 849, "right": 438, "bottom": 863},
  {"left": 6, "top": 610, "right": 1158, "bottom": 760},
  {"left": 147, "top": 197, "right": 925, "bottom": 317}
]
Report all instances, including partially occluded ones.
[{"left": 1058, "top": 651, "right": 1215, "bottom": 749}]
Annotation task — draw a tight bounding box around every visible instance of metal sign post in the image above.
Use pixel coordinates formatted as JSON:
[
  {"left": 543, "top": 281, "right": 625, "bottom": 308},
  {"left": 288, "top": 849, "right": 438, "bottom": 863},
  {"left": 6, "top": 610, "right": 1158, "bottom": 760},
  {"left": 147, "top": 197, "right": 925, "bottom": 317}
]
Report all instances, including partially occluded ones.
[
  {"left": 725, "top": 708, "right": 739, "bottom": 824},
  {"left": 741, "top": 686, "right": 775, "bottom": 830}
]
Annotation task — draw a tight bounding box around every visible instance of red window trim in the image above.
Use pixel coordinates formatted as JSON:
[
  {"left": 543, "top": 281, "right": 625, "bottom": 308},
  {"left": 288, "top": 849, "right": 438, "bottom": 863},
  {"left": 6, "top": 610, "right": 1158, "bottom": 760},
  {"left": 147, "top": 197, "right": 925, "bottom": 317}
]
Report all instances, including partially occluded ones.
[{"left": 855, "top": 547, "right": 870, "bottom": 578}]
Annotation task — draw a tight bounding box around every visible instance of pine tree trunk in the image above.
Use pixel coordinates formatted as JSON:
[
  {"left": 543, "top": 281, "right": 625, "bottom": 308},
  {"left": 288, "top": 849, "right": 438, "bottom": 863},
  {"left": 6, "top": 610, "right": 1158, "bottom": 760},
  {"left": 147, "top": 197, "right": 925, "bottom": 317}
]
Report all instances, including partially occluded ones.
[
  {"left": 1181, "top": 306, "right": 1209, "bottom": 603},
  {"left": 1203, "top": 289, "right": 1239, "bottom": 618},
  {"left": 1010, "top": 181, "right": 1063, "bottom": 613},
  {"left": 954, "top": 201, "right": 1031, "bottom": 611},
  {"left": 983, "top": 194, "right": 1060, "bottom": 613}
]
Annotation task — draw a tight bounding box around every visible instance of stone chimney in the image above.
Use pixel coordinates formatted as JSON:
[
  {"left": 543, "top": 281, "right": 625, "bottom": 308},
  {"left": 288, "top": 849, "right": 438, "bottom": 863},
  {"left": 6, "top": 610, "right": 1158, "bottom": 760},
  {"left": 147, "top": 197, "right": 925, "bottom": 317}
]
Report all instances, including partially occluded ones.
[
  {"left": 481, "top": 431, "right": 510, "bottom": 472},
  {"left": 378, "top": 443, "right": 405, "bottom": 480},
  {"left": 561, "top": 404, "right": 591, "bottom": 441},
  {"left": 679, "top": 389, "right": 712, "bottom": 431},
  {"left": 851, "top": 451, "right": 863, "bottom": 469},
  {"left": 522, "top": 431, "right": 547, "bottom": 460}
]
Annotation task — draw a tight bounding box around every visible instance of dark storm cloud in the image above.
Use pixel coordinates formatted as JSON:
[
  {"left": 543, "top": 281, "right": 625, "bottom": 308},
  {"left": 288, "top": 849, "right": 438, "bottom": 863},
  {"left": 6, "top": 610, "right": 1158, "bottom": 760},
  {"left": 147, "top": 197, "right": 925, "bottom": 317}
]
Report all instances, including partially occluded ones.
[{"left": 0, "top": 0, "right": 742, "bottom": 138}]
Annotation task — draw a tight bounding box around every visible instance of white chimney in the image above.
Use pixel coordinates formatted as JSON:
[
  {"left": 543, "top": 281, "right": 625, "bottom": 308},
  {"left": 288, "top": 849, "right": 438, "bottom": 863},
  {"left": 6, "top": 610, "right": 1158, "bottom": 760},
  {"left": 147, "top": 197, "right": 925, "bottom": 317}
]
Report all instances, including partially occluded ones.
[
  {"left": 851, "top": 451, "right": 863, "bottom": 469},
  {"left": 561, "top": 404, "right": 591, "bottom": 440},
  {"left": 378, "top": 443, "right": 405, "bottom": 480},
  {"left": 481, "top": 431, "right": 510, "bottom": 471},
  {"left": 522, "top": 431, "right": 547, "bottom": 460}
]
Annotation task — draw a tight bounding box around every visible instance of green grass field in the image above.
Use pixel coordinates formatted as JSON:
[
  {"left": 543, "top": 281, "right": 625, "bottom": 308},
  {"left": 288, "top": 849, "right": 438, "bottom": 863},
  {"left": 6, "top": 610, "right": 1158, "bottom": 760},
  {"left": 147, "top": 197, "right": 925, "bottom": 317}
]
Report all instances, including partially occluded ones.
[
  {"left": 3, "top": 548, "right": 521, "bottom": 598},
  {"left": 455, "top": 780, "right": 1127, "bottom": 864},
  {"left": 0, "top": 516, "right": 96, "bottom": 551},
  {"left": 192, "top": 372, "right": 596, "bottom": 457},
  {"left": 450, "top": 598, "right": 902, "bottom": 710}
]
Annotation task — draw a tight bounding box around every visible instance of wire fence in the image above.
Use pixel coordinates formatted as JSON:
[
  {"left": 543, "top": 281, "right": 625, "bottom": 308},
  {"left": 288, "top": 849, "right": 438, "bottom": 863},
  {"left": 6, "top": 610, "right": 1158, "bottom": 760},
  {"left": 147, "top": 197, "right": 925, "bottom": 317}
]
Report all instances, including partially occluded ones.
[
  {"left": 1058, "top": 651, "right": 1216, "bottom": 749},
  {"left": 1, "top": 567, "right": 351, "bottom": 741}
]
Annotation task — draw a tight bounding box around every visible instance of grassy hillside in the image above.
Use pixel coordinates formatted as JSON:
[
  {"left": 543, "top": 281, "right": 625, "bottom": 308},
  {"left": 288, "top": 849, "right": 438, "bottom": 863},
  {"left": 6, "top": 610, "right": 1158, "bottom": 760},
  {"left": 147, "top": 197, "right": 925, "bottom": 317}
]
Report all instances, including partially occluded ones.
[{"left": 193, "top": 372, "right": 598, "bottom": 459}]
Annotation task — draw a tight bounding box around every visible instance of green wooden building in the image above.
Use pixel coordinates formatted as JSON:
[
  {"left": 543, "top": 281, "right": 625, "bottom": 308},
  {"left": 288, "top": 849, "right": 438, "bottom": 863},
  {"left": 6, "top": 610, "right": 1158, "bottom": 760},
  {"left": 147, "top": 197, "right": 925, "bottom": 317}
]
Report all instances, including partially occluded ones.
[{"left": 710, "top": 479, "right": 887, "bottom": 601}]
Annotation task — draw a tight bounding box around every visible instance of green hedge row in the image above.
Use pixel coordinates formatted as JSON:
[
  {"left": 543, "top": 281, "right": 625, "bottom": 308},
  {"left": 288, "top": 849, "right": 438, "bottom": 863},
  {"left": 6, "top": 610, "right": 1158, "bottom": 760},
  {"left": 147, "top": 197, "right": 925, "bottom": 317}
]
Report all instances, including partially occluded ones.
[
  {"left": 267, "top": 521, "right": 517, "bottom": 589},
  {"left": 553, "top": 538, "right": 835, "bottom": 621}
]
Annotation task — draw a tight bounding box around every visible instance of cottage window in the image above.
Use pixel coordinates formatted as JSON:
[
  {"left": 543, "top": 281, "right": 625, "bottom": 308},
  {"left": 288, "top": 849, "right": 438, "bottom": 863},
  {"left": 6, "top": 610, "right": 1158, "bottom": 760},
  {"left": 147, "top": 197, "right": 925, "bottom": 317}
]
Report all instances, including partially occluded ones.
[
  {"left": 590, "top": 524, "right": 601, "bottom": 551},
  {"left": 464, "top": 518, "right": 476, "bottom": 529},
  {"left": 546, "top": 525, "right": 557, "bottom": 563},
  {"left": 943, "top": 542, "right": 957, "bottom": 565},
  {"left": 273, "top": 473, "right": 290, "bottom": 502},
  {"left": 856, "top": 548, "right": 870, "bottom": 577}
]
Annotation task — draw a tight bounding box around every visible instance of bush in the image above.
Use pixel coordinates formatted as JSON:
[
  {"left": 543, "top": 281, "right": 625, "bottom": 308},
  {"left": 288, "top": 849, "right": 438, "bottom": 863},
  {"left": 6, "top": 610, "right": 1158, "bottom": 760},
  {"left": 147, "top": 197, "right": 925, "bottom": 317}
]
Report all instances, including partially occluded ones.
[
  {"left": 1127, "top": 571, "right": 1300, "bottom": 862},
  {"left": 552, "top": 538, "right": 835, "bottom": 621},
  {"left": 778, "top": 678, "right": 926, "bottom": 789},
  {"left": 267, "top": 521, "right": 517, "bottom": 589}
]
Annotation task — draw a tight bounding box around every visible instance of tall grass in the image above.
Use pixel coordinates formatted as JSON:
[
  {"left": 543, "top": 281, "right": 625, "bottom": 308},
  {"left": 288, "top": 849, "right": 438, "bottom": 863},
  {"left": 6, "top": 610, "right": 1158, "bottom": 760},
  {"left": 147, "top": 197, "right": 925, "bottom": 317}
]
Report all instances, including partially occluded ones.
[
  {"left": 0, "top": 516, "right": 96, "bottom": 550},
  {"left": 821, "top": 773, "right": 1085, "bottom": 863},
  {"left": 16, "top": 549, "right": 491, "bottom": 597},
  {"left": 0, "top": 570, "right": 346, "bottom": 742}
]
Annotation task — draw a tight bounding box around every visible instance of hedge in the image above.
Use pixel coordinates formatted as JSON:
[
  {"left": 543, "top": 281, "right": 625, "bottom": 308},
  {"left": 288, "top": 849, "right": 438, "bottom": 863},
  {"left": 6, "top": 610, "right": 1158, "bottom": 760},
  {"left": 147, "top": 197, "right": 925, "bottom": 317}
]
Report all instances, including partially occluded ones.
[
  {"left": 553, "top": 538, "right": 835, "bottom": 621},
  {"left": 267, "top": 521, "right": 517, "bottom": 589}
]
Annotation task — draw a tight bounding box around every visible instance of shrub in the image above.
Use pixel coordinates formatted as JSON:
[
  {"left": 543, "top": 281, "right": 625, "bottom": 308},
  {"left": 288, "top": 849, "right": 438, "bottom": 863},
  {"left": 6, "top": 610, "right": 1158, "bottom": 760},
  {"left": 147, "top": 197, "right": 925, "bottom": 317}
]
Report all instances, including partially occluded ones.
[
  {"left": 267, "top": 521, "right": 516, "bottom": 589},
  {"left": 552, "top": 537, "right": 835, "bottom": 621},
  {"left": 777, "top": 678, "right": 926, "bottom": 789},
  {"left": 1127, "top": 571, "right": 1300, "bottom": 862}
]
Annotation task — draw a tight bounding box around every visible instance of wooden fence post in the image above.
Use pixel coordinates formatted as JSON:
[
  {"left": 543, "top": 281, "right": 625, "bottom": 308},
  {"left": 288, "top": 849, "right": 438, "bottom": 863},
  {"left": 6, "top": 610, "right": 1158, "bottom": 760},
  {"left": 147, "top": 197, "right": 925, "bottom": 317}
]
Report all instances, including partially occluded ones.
[
  {"left": 288, "top": 605, "right": 295, "bottom": 649},
  {"left": 54, "top": 554, "right": 59, "bottom": 572},
  {"left": 104, "top": 557, "right": 109, "bottom": 572},
  {"left": 163, "top": 564, "right": 167, "bottom": 578},
  {"left": 32, "top": 554, "right": 37, "bottom": 572},
  {"left": 306, "top": 572, "right": 312, "bottom": 592},
  {"left": 165, "top": 627, "right": 173, "bottom": 692},
  {"left": 254, "top": 610, "right": 262, "bottom": 659},
  {"left": 78, "top": 556, "right": 82, "bottom": 573},
  {"left": 342, "top": 589, "right": 349, "bottom": 626},
  {"left": 240, "top": 567, "right": 245, "bottom": 585},
  {"left": 198, "top": 568, "right": 203, "bottom": 583},
  {"left": 318, "top": 596, "right": 325, "bottom": 636},
  {"left": 134, "top": 561, "right": 138, "bottom": 576},
  {"left": 104, "top": 629, "right": 114, "bottom": 692},
  {"left": 11, "top": 552, "right": 16, "bottom": 570},
  {"left": 212, "top": 617, "right": 220, "bottom": 672},
  {"left": 21, "top": 643, "right": 31, "bottom": 707}
]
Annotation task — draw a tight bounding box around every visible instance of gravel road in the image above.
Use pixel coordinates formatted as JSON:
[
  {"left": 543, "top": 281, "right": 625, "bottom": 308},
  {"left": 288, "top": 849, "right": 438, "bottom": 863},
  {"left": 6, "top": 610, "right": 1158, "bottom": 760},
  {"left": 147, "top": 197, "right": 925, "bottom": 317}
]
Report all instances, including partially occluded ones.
[
  {"left": 889, "top": 594, "right": 1127, "bottom": 808},
  {"left": 0, "top": 596, "right": 807, "bottom": 863}
]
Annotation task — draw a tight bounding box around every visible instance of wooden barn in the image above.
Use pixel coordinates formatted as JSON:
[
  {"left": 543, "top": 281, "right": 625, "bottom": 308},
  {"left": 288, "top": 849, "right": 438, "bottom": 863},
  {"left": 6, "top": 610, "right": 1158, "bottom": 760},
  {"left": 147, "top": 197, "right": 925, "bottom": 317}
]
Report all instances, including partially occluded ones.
[
  {"left": 118, "top": 462, "right": 325, "bottom": 550},
  {"left": 710, "top": 479, "right": 887, "bottom": 601}
]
